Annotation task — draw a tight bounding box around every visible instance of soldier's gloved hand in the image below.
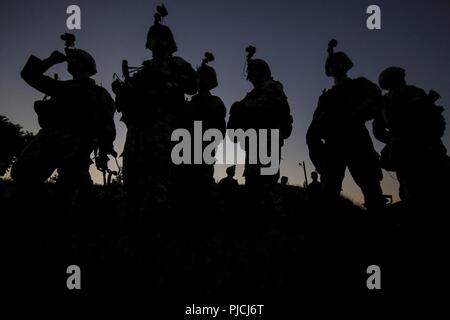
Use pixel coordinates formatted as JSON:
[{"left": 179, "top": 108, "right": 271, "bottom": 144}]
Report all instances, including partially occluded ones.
[
  {"left": 108, "top": 149, "right": 118, "bottom": 158},
  {"left": 101, "top": 145, "right": 118, "bottom": 157}
]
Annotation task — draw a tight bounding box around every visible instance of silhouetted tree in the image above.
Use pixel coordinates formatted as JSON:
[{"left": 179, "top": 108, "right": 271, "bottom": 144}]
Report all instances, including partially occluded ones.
[{"left": 0, "top": 115, "right": 33, "bottom": 176}]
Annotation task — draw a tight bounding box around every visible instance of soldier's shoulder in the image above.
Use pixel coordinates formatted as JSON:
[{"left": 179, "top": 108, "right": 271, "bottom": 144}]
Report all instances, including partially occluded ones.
[
  {"left": 353, "top": 77, "right": 381, "bottom": 93},
  {"left": 141, "top": 59, "right": 153, "bottom": 68},
  {"left": 138, "top": 59, "right": 153, "bottom": 72},
  {"left": 405, "top": 85, "right": 427, "bottom": 97},
  {"left": 353, "top": 76, "right": 378, "bottom": 88},
  {"left": 172, "top": 56, "right": 193, "bottom": 68},
  {"left": 210, "top": 94, "right": 225, "bottom": 105},
  {"left": 93, "top": 84, "right": 114, "bottom": 105},
  {"left": 319, "top": 88, "right": 329, "bottom": 97},
  {"left": 229, "top": 100, "right": 242, "bottom": 113},
  {"left": 94, "top": 83, "right": 108, "bottom": 92},
  {"left": 264, "top": 79, "right": 284, "bottom": 91},
  {"left": 210, "top": 95, "right": 227, "bottom": 111}
]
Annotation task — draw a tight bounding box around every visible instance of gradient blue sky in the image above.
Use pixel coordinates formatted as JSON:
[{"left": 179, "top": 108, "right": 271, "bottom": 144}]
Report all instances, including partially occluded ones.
[{"left": 1, "top": 0, "right": 449, "bottom": 204}]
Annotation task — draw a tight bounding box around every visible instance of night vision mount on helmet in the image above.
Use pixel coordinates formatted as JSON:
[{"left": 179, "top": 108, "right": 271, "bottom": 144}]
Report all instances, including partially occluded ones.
[
  {"left": 325, "top": 39, "right": 354, "bottom": 77},
  {"left": 197, "top": 52, "right": 218, "bottom": 90},
  {"left": 145, "top": 4, "right": 177, "bottom": 54},
  {"left": 245, "top": 45, "right": 271, "bottom": 80},
  {"left": 61, "top": 33, "right": 97, "bottom": 76}
]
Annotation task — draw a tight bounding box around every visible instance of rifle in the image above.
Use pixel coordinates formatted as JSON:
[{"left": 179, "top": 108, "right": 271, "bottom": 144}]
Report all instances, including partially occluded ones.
[
  {"left": 114, "top": 60, "right": 143, "bottom": 83},
  {"left": 94, "top": 148, "right": 121, "bottom": 186}
]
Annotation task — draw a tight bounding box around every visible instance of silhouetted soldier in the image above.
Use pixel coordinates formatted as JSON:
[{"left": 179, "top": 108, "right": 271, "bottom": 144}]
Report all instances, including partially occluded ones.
[
  {"left": 228, "top": 46, "right": 293, "bottom": 202},
  {"left": 12, "top": 33, "right": 116, "bottom": 211},
  {"left": 374, "top": 67, "right": 450, "bottom": 201},
  {"left": 183, "top": 52, "right": 226, "bottom": 188},
  {"left": 276, "top": 175, "right": 293, "bottom": 217},
  {"left": 218, "top": 165, "right": 240, "bottom": 217},
  {"left": 218, "top": 165, "right": 239, "bottom": 194},
  {"left": 307, "top": 171, "right": 322, "bottom": 192},
  {"left": 306, "top": 39, "right": 385, "bottom": 210},
  {"left": 177, "top": 52, "right": 226, "bottom": 213},
  {"left": 112, "top": 5, "right": 197, "bottom": 217}
]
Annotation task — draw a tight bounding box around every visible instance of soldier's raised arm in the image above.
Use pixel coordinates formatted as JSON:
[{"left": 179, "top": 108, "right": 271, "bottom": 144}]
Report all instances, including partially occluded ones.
[{"left": 21, "top": 51, "right": 67, "bottom": 96}]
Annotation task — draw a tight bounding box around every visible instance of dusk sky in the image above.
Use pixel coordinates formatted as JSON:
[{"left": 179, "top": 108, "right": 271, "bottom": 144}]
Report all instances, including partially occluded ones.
[{"left": 1, "top": 0, "right": 449, "bottom": 204}]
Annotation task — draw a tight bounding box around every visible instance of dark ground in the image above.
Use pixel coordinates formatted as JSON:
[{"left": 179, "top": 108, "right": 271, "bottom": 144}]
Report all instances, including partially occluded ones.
[{"left": 0, "top": 179, "right": 447, "bottom": 314}]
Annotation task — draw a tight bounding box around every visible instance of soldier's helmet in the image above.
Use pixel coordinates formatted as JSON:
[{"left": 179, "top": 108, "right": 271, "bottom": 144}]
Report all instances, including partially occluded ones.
[
  {"left": 145, "top": 5, "right": 177, "bottom": 54},
  {"left": 197, "top": 52, "right": 218, "bottom": 90},
  {"left": 325, "top": 39, "right": 353, "bottom": 77},
  {"left": 61, "top": 33, "right": 97, "bottom": 76},
  {"left": 246, "top": 45, "right": 272, "bottom": 80},
  {"left": 378, "top": 67, "right": 406, "bottom": 90}
]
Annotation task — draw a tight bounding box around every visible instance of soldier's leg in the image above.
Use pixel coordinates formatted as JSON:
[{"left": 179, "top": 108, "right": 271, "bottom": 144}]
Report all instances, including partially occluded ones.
[
  {"left": 397, "top": 157, "right": 436, "bottom": 203},
  {"left": 243, "top": 163, "right": 260, "bottom": 188},
  {"left": 55, "top": 134, "right": 93, "bottom": 212},
  {"left": 348, "top": 151, "right": 385, "bottom": 210},
  {"left": 259, "top": 143, "right": 281, "bottom": 189},
  {"left": 123, "top": 125, "right": 172, "bottom": 218},
  {"left": 122, "top": 126, "right": 149, "bottom": 216},
  {"left": 141, "top": 138, "right": 172, "bottom": 216},
  {"left": 396, "top": 169, "right": 409, "bottom": 201},
  {"left": 260, "top": 169, "right": 281, "bottom": 215},
  {"left": 320, "top": 157, "right": 347, "bottom": 201}
]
